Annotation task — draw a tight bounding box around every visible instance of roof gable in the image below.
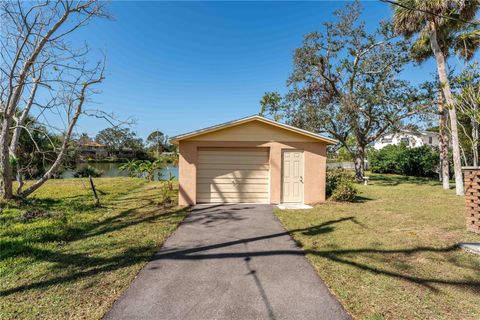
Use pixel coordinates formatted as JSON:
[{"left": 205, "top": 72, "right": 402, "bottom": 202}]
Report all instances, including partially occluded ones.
[{"left": 170, "top": 115, "right": 337, "bottom": 144}]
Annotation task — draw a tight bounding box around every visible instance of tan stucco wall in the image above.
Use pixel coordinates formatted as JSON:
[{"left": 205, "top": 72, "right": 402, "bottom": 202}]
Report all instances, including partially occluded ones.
[
  {"left": 178, "top": 140, "right": 327, "bottom": 206},
  {"left": 188, "top": 120, "right": 320, "bottom": 142}
]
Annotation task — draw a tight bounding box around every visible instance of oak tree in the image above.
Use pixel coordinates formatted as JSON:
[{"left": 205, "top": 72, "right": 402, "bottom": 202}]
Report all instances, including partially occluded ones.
[{"left": 261, "top": 2, "right": 432, "bottom": 181}]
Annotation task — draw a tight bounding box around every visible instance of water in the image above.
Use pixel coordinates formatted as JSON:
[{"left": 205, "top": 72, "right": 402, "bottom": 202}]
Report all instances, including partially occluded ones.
[{"left": 62, "top": 162, "right": 179, "bottom": 181}]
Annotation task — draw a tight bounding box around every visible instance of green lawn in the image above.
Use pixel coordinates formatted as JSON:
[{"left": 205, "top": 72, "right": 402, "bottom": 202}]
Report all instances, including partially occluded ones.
[
  {"left": 2, "top": 175, "right": 479, "bottom": 319},
  {"left": 275, "top": 174, "right": 480, "bottom": 320},
  {"left": 0, "top": 177, "right": 188, "bottom": 319}
]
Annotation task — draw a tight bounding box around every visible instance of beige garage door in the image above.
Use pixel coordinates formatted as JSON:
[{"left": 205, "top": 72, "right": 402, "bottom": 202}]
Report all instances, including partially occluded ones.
[{"left": 196, "top": 147, "right": 270, "bottom": 203}]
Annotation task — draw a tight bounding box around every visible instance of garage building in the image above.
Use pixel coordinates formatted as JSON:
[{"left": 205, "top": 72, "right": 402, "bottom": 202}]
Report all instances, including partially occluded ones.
[{"left": 170, "top": 115, "right": 337, "bottom": 205}]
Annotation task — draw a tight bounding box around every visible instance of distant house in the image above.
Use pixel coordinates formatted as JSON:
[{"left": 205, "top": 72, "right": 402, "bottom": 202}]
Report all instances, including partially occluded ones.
[
  {"left": 373, "top": 131, "right": 440, "bottom": 150},
  {"left": 78, "top": 141, "right": 108, "bottom": 159},
  {"left": 109, "top": 148, "right": 136, "bottom": 159}
]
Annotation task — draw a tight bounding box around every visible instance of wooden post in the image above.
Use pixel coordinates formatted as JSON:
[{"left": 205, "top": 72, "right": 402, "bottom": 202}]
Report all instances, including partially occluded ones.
[
  {"left": 462, "top": 167, "right": 480, "bottom": 233},
  {"left": 89, "top": 175, "right": 100, "bottom": 207}
]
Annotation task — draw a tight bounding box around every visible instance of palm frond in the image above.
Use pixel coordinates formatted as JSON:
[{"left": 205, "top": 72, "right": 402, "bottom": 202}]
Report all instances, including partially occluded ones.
[
  {"left": 392, "top": 0, "right": 425, "bottom": 36},
  {"left": 411, "top": 29, "right": 433, "bottom": 62},
  {"left": 454, "top": 27, "right": 480, "bottom": 60}
]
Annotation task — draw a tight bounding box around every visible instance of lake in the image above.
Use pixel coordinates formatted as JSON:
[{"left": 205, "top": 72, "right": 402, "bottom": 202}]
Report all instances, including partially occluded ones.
[{"left": 62, "top": 162, "right": 179, "bottom": 181}]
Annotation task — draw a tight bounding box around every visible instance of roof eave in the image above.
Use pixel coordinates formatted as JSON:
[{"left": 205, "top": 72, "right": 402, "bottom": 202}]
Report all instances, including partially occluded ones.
[{"left": 169, "top": 115, "right": 338, "bottom": 145}]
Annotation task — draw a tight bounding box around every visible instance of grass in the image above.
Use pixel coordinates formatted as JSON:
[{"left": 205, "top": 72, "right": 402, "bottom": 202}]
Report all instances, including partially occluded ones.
[
  {"left": 2, "top": 174, "right": 479, "bottom": 319},
  {"left": 275, "top": 173, "right": 480, "bottom": 320},
  {"left": 0, "top": 177, "right": 188, "bottom": 319}
]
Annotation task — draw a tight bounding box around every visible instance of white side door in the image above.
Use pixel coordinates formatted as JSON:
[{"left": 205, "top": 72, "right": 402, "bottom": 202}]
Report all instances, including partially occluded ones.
[{"left": 282, "top": 150, "right": 304, "bottom": 203}]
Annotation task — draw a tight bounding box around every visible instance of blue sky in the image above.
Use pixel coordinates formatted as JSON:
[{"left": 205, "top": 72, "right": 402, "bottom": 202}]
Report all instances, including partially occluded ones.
[{"left": 71, "top": 1, "right": 446, "bottom": 140}]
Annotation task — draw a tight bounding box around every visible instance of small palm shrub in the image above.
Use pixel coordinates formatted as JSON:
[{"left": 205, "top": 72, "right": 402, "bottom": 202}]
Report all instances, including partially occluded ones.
[
  {"left": 119, "top": 159, "right": 166, "bottom": 180},
  {"left": 118, "top": 160, "right": 141, "bottom": 177},
  {"left": 326, "top": 168, "right": 357, "bottom": 202}
]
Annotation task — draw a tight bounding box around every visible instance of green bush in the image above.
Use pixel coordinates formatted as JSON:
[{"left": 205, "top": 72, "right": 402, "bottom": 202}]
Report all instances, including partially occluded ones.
[
  {"left": 368, "top": 144, "right": 439, "bottom": 177},
  {"left": 331, "top": 180, "right": 358, "bottom": 202},
  {"left": 74, "top": 165, "right": 103, "bottom": 178},
  {"left": 326, "top": 168, "right": 358, "bottom": 202}
]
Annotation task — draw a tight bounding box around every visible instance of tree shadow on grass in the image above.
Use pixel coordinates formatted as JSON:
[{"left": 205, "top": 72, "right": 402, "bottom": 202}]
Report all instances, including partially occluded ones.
[
  {"left": 151, "top": 219, "right": 480, "bottom": 294},
  {"left": 2, "top": 212, "right": 479, "bottom": 298},
  {"left": 0, "top": 245, "right": 155, "bottom": 296},
  {"left": 22, "top": 197, "right": 84, "bottom": 210},
  {"left": 1, "top": 203, "right": 189, "bottom": 296},
  {"left": 370, "top": 174, "right": 441, "bottom": 187},
  {"left": 0, "top": 214, "right": 346, "bottom": 296},
  {"left": 1, "top": 204, "right": 188, "bottom": 260},
  {"left": 150, "top": 242, "right": 478, "bottom": 294},
  {"left": 352, "top": 195, "right": 373, "bottom": 203},
  {"left": 2, "top": 179, "right": 182, "bottom": 243},
  {"left": 300, "top": 217, "right": 358, "bottom": 236}
]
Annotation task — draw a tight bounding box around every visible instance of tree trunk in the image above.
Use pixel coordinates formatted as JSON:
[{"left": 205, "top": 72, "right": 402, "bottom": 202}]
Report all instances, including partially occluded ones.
[
  {"left": 353, "top": 144, "right": 365, "bottom": 182},
  {"left": 0, "top": 117, "right": 13, "bottom": 199},
  {"left": 429, "top": 22, "right": 464, "bottom": 196},
  {"left": 438, "top": 91, "right": 450, "bottom": 190},
  {"left": 472, "top": 104, "right": 479, "bottom": 167},
  {"left": 460, "top": 145, "right": 468, "bottom": 166},
  {"left": 19, "top": 103, "right": 81, "bottom": 198},
  {"left": 89, "top": 175, "right": 100, "bottom": 206},
  {"left": 10, "top": 79, "right": 39, "bottom": 157}
]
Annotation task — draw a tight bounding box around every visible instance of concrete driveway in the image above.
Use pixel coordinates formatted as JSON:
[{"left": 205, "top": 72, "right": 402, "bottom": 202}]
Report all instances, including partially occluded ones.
[{"left": 105, "top": 204, "right": 350, "bottom": 320}]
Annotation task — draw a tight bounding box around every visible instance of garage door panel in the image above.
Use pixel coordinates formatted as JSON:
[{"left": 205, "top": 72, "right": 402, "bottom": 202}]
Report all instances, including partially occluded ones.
[
  {"left": 197, "top": 183, "right": 269, "bottom": 193},
  {"left": 198, "top": 151, "right": 269, "bottom": 158},
  {"left": 198, "top": 148, "right": 268, "bottom": 155},
  {"left": 197, "top": 192, "right": 268, "bottom": 198},
  {"left": 197, "top": 178, "right": 269, "bottom": 185},
  {"left": 196, "top": 147, "right": 270, "bottom": 204},
  {"left": 197, "top": 194, "right": 269, "bottom": 202},
  {"left": 198, "top": 155, "right": 268, "bottom": 164},
  {"left": 197, "top": 169, "right": 269, "bottom": 179},
  {"left": 198, "top": 163, "right": 269, "bottom": 170}
]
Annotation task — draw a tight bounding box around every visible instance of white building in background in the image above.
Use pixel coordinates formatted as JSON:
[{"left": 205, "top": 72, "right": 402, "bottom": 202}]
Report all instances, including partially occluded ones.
[{"left": 373, "top": 130, "right": 440, "bottom": 150}]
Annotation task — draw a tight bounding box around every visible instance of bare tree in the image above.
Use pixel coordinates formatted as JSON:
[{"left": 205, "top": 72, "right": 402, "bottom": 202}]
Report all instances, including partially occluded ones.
[
  {"left": 19, "top": 65, "right": 104, "bottom": 197},
  {"left": 0, "top": 1, "right": 108, "bottom": 200},
  {"left": 454, "top": 64, "right": 480, "bottom": 167}
]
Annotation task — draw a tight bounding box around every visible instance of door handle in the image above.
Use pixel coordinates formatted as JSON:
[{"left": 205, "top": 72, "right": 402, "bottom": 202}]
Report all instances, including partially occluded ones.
[{"left": 300, "top": 176, "right": 303, "bottom": 183}]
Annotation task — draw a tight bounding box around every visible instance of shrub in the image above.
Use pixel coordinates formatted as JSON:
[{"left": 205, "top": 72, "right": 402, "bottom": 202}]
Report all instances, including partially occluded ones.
[
  {"left": 326, "top": 168, "right": 358, "bottom": 202},
  {"left": 119, "top": 159, "right": 165, "bottom": 181},
  {"left": 368, "top": 144, "right": 439, "bottom": 177},
  {"left": 160, "top": 185, "right": 175, "bottom": 208},
  {"left": 331, "top": 180, "right": 358, "bottom": 202},
  {"left": 398, "top": 146, "right": 439, "bottom": 177},
  {"left": 74, "top": 165, "right": 103, "bottom": 178},
  {"left": 368, "top": 144, "right": 404, "bottom": 174}
]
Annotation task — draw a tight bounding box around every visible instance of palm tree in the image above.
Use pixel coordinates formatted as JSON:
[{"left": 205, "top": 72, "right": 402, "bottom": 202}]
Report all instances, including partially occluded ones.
[
  {"left": 392, "top": 0, "right": 479, "bottom": 196},
  {"left": 408, "top": 12, "right": 479, "bottom": 190}
]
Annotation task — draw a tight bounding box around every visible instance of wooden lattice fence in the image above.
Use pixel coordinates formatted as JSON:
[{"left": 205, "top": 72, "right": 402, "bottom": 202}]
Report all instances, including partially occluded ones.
[{"left": 463, "top": 167, "right": 480, "bottom": 233}]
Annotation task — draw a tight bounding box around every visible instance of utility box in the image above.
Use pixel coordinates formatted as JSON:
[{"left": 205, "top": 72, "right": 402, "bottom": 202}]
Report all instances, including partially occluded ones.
[{"left": 463, "top": 167, "right": 480, "bottom": 233}]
